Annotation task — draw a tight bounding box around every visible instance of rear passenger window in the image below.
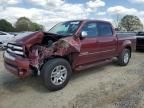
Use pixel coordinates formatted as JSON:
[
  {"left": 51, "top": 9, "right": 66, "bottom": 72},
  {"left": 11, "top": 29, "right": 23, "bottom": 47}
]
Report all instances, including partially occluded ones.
[
  {"left": 97, "top": 22, "right": 113, "bottom": 36},
  {"left": 81, "top": 22, "right": 97, "bottom": 37}
]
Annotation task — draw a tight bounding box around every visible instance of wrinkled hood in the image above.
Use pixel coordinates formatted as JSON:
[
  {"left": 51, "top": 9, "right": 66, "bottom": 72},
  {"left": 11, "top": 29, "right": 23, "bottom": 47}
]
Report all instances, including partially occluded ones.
[
  {"left": 14, "top": 32, "right": 44, "bottom": 45},
  {"left": 15, "top": 32, "right": 35, "bottom": 40},
  {"left": 9, "top": 31, "right": 81, "bottom": 54},
  {"left": 14, "top": 32, "right": 64, "bottom": 45}
]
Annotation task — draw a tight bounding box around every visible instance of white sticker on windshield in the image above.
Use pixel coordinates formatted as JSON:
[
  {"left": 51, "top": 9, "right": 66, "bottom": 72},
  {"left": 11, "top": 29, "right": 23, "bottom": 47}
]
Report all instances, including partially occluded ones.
[{"left": 70, "top": 22, "right": 80, "bottom": 24}]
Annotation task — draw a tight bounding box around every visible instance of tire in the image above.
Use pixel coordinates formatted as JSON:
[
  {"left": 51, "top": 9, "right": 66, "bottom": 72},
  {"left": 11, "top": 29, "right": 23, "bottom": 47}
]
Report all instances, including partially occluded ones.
[
  {"left": 41, "top": 58, "right": 72, "bottom": 91},
  {"left": 117, "top": 49, "right": 131, "bottom": 66}
]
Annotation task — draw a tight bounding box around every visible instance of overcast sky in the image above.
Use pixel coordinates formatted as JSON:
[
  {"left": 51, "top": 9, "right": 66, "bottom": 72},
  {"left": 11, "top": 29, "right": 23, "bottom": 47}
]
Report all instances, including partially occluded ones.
[{"left": 0, "top": 0, "right": 144, "bottom": 30}]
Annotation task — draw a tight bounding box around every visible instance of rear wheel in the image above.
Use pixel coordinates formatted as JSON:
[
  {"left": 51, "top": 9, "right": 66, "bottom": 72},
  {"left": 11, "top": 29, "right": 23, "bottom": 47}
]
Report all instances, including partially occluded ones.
[
  {"left": 41, "top": 58, "right": 72, "bottom": 91},
  {"left": 117, "top": 49, "right": 131, "bottom": 66}
]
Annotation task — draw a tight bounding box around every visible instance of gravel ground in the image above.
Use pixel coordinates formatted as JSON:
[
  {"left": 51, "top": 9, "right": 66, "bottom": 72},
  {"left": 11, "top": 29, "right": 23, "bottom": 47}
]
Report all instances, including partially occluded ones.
[{"left": 0, "top": 51, "right": 144, "bottom": 108}]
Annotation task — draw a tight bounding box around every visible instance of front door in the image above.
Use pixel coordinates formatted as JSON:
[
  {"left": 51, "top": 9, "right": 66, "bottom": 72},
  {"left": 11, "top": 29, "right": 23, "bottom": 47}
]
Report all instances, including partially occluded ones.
[{"left": 74, "top": 21, "right": 100, "bottom": 66}]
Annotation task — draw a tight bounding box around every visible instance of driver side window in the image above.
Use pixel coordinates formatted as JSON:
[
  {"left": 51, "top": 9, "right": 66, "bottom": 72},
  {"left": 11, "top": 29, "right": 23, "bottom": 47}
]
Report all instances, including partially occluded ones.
[{"left": 81, "top": 22, "right": 98, "bottom": 37}]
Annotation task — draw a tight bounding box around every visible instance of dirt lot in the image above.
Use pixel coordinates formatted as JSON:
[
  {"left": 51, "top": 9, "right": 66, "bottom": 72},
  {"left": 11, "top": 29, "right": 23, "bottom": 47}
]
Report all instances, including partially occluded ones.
[{"left": 0, "top": 51, "right": 144, "bottom": 108}]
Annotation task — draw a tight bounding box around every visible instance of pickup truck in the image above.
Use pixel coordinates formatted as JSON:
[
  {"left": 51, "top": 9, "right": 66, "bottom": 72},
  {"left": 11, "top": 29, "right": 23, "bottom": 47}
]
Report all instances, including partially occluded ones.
[
  {"left": 136, "top": 32, "right": 144, "bottom": 50},
  {"left": 3, "top": 20, "right": 136, "bottom": 91}
]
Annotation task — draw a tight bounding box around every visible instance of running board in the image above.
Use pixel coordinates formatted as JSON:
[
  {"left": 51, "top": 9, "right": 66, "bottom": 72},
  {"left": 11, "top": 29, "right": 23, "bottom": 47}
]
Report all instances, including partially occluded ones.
[{"left": 75, "top": 59, "right": 112, "bottom": 71}]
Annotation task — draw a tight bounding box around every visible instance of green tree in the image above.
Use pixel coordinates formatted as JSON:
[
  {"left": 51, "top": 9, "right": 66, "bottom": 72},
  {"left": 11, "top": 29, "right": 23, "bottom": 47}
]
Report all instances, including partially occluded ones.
[
  {"left": 0, "top": 19, "right": 14, "bottom": 32},
  {"left": 31, "top": 22, "right": 44, "bottom": 31},
  {"left": 15, "top": 17, "right": 44, "bottom": 32},
  {"left": 119, "top": 15, "right": 143, "bottom": 31},
  {"left": 15, "top": 17, "right": 32, "bottom": 32}
]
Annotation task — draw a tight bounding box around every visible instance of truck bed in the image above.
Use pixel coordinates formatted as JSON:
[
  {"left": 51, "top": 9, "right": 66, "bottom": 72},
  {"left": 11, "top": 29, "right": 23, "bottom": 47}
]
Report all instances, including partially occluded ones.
[{"left": 116, "top": 32, "right": 136, "bottom": 52}]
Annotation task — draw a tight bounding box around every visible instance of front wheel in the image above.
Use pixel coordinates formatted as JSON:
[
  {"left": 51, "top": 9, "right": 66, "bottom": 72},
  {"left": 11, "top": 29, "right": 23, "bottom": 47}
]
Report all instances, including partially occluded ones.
[
  {"left": 41, "top": 58, "right": 72, "bottom": 91},
  {"left": 117, "top": 49, "right": 131, "bottom": 66}
]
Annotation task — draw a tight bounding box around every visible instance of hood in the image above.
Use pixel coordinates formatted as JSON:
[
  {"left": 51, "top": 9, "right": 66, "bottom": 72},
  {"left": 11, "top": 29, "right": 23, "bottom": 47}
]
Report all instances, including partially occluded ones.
[{"left": 14, "top": 32, "right": 44, "bottom": 45}]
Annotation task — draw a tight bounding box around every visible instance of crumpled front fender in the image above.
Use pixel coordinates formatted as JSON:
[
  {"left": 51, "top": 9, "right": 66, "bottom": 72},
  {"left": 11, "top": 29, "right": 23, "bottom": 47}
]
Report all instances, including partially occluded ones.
[
  {"left": 54, "top": 37, "right": 81, "bottom": 55},
  {"left": 28, "top": 37, "right": 81, "bottom": 68}
]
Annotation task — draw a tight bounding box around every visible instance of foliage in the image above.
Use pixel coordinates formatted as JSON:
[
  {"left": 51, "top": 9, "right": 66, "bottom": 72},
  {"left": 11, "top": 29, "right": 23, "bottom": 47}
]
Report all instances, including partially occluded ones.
[
  {"left": 15, "top": 17, "right": 44, "bottom": 32},
  {"left": 31, "top": 22, "right": 44, "bottom": 31},
  {"left": 15, "top": 17, "right": 32, "bottom": 31},
  {"left": 119, "top": 15, "right": 143, "bottom": 31},
  {"left": 0, "top": 19, "right": 15, "bottom": 32}
]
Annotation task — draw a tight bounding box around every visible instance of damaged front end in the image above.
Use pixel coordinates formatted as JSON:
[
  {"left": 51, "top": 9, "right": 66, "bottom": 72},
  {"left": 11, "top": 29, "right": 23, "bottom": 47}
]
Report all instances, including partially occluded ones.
[
  {"left": 4, "top": 32, "right": 81, "bottom": 77},
  {"left": 28, "top": 36, "right": 81, "bottom": 76}
]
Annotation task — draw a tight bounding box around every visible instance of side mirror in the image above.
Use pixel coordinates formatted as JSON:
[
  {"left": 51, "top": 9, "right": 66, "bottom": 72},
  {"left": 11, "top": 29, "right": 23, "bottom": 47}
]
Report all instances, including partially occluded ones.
[{"left": 80, "top": 31, "right": 87, "bottom": 39}]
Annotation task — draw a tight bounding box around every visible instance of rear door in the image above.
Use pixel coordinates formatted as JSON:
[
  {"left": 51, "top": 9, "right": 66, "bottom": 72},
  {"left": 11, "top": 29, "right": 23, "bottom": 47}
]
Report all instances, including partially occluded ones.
[{"left": 96, "top": 22, "right": 117, "bottom": 60}]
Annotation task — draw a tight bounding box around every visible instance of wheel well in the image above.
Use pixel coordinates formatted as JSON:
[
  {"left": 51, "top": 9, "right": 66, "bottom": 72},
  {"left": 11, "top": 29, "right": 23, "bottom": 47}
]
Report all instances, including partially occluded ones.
[
  {"left": 43, "top": 53, "right": 78, "bottom": 70},
  {"left": 47, "top": 55, "right": 72, "bottom": 65},
  {"left": 125, "top": 46, "right": 131, "bottom": 52},
  {"left": 41, "top": 55, "right": 71, "bottom": 71},
  {"left": 61, "top": 54, "right": 73, "bottom": 65},
  {"left": 51, "top": 53, "right": 76, "bottom": 66},
  {"left": 125, "top": 46, "right": 132, "bottom": 57}
]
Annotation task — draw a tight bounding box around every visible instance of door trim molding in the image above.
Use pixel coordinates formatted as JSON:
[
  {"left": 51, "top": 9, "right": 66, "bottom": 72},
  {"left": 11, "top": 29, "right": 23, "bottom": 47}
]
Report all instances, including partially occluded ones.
[{"left": 79, "top": 49, "right": 116, "bottom": 56}]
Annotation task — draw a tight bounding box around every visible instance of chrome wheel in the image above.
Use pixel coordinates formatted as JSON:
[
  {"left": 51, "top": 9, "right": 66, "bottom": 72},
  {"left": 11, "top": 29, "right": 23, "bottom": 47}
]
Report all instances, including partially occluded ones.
[
  {"left": 51, "top": 65, "right": 67, "bottom": 85},
  {"left": 124, "top": 52, "right": 129, "bottom": 64}
]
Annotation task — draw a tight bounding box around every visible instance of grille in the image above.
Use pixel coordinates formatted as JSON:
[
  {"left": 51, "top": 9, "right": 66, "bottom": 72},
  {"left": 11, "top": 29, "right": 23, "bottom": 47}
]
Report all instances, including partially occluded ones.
[{"left": 7, "top": 43, "right": 24, "bottom": 56}]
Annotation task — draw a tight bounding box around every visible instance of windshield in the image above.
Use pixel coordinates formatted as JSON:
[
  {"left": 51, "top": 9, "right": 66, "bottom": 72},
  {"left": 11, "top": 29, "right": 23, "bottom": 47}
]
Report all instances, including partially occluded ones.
[{"left": 48, "top": 21, "right": 81, "bottom": 36}]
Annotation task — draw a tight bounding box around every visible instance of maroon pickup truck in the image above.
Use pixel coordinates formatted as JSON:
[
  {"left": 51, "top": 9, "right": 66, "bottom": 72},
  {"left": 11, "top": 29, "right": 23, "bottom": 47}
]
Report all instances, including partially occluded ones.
[{"left": 3, "top": 20, "right": 136, "bottom": 91}]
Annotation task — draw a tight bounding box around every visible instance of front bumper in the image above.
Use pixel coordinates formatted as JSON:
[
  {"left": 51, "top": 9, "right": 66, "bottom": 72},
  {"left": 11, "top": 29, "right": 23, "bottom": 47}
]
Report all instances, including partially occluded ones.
[{"left": 4, "top": 51, "right": 32, "bottom": 78}]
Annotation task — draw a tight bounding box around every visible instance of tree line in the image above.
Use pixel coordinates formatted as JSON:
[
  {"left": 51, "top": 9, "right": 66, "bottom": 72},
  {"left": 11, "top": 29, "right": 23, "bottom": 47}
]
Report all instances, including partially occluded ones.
[
  {"left": 0, "top": 17, "right": 44, "bottom": 32},
  {"left": 115, "top": 15, "right": 143, "bottom": 31},
  {"left": 0, "top": 15, "right": 143, "bottom": 32}
]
